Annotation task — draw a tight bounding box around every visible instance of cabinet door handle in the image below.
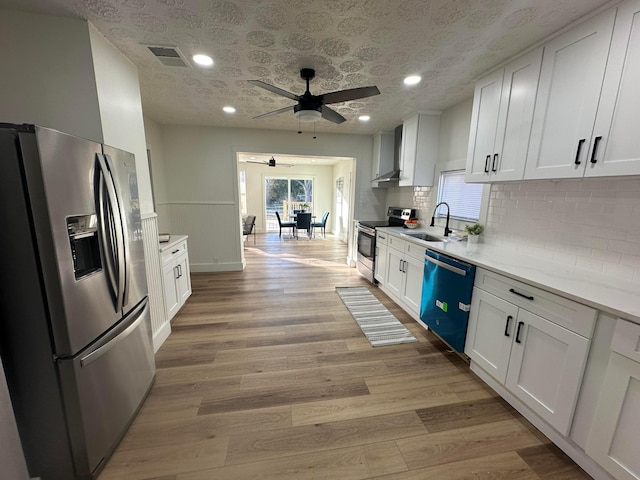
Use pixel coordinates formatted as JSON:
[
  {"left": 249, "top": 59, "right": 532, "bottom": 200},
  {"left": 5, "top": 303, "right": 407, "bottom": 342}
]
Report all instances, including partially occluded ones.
[
  {"left": 515, "top": 321, "right": 525, "bottom": 344},
  {"left": 399, "top": 259, "right": 403, "bottom": 272},
  {"left": 574, "top": 139, "right": 586, "bottom": 165},
  {"left": 590, "top": 136, "right": 603, "bottom": 164},
  {"left": 492, "top": 153, "right": 499, "bottom": 172},
  {"left": 174, "top": 265, "right": 180, "bottom": 280},
  {"left": 504, "top": 315, "right": 512, "bottom": 337},
  {"left": 403, "top": 260, "right": 407, "bottom": 273},
  {"left": 178, "top": 264, "right": 182, "bottom": 277},
  {"left": 509, "top": 288, "right": 534, "bottom": 301},
  {"left": 484, "top": 155, "right": 491, "bottom": 173}
]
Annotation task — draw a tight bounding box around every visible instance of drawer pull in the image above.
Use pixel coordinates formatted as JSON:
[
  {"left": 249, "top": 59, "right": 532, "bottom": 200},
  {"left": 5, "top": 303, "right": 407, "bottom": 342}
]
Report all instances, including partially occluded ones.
[
  {"left": 509, "top": 288, "right": 534, "bottom": 301},
  {"left": 504, "top": 315, "right": 512, "bottom": 337},
  {"left": 172, "top": 249, "right": 180, "bottom": 254},
  {"left": 574, "top": 138, "right": 586, "bottom": 165},
  {"left": 515, "top": 321, "right": 525, "bottom": 344}
]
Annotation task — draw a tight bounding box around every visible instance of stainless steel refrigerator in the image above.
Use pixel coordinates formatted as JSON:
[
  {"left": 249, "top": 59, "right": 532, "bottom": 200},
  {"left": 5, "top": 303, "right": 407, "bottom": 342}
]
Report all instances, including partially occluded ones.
[{"left": 0, "top": 124, "right": 155, "bottom": 479}]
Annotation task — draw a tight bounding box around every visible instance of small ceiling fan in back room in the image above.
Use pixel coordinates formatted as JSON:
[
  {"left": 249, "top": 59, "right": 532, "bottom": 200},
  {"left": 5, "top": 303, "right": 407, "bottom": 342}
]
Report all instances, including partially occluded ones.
[
  {"left": 246, "top": 156, "right": 293, "bottom": 167},
  {"left": 249, "top": 68, "right": 380, "bottom": 125}
]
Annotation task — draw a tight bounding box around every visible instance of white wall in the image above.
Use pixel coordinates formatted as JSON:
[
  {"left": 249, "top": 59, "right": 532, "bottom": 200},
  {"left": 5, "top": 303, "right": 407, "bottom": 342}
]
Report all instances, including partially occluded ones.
[
  {"left": 0, "top": 9, "right": 102, "bottom": 141},
  {"left": 144, "top": 115, "right": 171, "bottom": 232},
  {"left": 156, "top": 124, "right": 377, "bottom": 271},
  {"left": 89, "top": 24, "right": 153, "bottom": 214},
  {"left": 332, "top": 159, "right": 355, "bottom": 241}
]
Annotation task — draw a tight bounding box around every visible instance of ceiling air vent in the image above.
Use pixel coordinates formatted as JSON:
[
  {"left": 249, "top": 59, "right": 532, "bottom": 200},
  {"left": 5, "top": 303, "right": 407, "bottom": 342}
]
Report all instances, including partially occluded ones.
[{"left": 146, "top": 45, "right": 190, "bottom": 68}]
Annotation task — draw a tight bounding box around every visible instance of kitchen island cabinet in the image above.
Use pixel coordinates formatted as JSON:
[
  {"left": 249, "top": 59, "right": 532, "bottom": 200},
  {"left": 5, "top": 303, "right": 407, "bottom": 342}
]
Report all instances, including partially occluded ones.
[{"left": 160, "top": 235, "right": 191, "bottom": 321}]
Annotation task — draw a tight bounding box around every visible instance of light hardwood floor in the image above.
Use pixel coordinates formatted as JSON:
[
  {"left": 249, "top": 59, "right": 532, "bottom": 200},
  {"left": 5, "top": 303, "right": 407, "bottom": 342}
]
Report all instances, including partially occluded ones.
[{"left": 98, "top": 233, "right": 593, "bottom": 480}]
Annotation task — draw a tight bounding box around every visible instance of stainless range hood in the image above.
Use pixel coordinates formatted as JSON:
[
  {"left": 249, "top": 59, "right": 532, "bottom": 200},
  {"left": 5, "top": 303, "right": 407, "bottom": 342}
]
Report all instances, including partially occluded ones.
[
  {"left": 374, "top": 169, "right": 400, "bottom": 182},
  {"left": 372, "top": 125, "right": 402, "bottom": 184}
]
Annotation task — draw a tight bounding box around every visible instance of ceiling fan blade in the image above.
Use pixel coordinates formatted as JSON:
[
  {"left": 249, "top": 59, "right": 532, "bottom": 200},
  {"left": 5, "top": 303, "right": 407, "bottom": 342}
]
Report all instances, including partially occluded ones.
[
  {"left": 248, "top": 80, "right": 299, "bottom": 101},
  {"left": 322, "top": 86, "right": 380, "bottom": 104},
  {"left": 321, "top": 105, "right": 346, "bottom": 124},
  {"left": 252, "top": 105, "right": 295, "bottom": 120}
]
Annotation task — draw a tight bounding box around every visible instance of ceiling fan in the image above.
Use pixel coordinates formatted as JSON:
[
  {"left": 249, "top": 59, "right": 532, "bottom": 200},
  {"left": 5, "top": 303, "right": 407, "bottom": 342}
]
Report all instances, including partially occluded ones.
[
  {"left": 249, "top": 68, "right": 380, "bottom": 124},
  {"left": 246, "top": 156, "right": 293, "bottom": 167}
]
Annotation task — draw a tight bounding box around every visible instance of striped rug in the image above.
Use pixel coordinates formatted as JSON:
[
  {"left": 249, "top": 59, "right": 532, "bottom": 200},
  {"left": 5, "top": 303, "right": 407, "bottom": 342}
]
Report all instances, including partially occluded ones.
[{"left": 335, "top": 286, "right": 418, "bottom": 347}]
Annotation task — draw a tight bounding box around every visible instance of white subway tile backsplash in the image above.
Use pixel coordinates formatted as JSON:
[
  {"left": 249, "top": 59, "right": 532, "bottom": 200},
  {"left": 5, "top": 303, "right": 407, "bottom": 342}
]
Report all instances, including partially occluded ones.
[{"left": 486, "top": 176, "right": 640, "bottom": 278}]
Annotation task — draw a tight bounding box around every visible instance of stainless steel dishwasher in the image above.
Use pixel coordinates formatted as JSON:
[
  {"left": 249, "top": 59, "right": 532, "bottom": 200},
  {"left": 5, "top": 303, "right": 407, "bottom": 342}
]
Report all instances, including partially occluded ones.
[{"left": 419, "top": 250, "right": 476, "bottom": 353}]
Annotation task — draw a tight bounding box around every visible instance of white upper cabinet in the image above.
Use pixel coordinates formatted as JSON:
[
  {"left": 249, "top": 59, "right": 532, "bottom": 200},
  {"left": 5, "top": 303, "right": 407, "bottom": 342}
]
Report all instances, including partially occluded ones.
[
  {"left": 525, "top": 9, "right": 616, "bottom": 180},
  {"left": 399, "top": 113, "right": 440, "bottom": 186},
  {"left": 466, "top": 48, "right": 542, "bottom": 183},
  {"left": 587, "top": 0, "right": 640, "bottom": 177}
]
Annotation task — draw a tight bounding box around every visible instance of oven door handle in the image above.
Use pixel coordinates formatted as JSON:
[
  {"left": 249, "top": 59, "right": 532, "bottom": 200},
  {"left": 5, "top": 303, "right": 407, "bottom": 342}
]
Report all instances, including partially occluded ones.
[{"left": 357, "top": 224, "right": 376, "bottom": 236}]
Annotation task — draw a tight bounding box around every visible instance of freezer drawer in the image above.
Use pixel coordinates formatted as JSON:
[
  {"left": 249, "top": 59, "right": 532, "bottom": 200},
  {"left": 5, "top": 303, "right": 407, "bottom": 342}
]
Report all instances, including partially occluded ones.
[
  {"left": 420, "top": 250, "right": 476, "bottom": 352},
  {"left": 58, "top": 299, "right": 155, "bottom": 476}
]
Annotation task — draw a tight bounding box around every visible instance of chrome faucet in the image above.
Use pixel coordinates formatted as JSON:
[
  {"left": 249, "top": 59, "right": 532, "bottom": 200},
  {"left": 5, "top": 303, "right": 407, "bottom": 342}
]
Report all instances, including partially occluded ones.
[{"left": 430, "top": 202, "right": 452, "bottom": 237}]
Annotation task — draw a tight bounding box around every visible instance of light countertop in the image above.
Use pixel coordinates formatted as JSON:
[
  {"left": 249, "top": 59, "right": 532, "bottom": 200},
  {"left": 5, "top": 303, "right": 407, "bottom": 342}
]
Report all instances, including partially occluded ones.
[
  {"left": 378, "top": 226, "right": 640, "bottom": 324},
  {"left": 159, "top": 235, "right": 188, "bottom": 252}
]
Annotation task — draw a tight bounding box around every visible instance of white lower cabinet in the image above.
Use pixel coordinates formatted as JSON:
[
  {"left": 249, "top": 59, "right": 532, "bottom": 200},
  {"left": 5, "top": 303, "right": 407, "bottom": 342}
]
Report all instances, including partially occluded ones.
[
  {"left": 374, "top": 232, "right": 388, "bottom": 283},
  {"left": 586, "top": 319, "right": 640, "bottom": 480},
  {"left": 160, "top": 238, "right": 192, "bottom": 321},
  {"left": 465, "top": 269, "right": 595, "bottom": 435},
  {"left": 379, "top": 233, "right": 425, "bottom": 317}
]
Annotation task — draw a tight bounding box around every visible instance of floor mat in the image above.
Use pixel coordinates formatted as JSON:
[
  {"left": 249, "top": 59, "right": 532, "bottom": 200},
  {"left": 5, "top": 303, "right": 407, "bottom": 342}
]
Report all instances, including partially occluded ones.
[{"left": 335, "top": 286, "right": 418, "bottom": 347}]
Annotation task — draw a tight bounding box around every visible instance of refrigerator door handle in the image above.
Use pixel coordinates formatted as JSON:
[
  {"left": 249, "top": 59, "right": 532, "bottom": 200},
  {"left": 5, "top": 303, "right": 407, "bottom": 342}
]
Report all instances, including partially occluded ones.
[
  {"left": 96, "top": 153, "right": 126, "bottom": 311},
  {"left": 424, "top": 255, "right": 467, "bottom": 276},
  {"left": 80, "top": 299, "right": 148, "bottom": 367}
]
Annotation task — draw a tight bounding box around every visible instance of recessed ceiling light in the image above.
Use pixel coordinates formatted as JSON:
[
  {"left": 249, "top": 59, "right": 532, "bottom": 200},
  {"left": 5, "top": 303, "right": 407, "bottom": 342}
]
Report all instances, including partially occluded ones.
[
  {"left": 192, "top": 54, "right": 213, "bottom": 67},
  {"left": 358, "top": 115, "right": 371, "bottom": 122},
  {"left": 223, "top": 106, "right": 236, "bottom": 113},
  {"left": 404, "top": 75, "right": 422, "bottom": 86}
]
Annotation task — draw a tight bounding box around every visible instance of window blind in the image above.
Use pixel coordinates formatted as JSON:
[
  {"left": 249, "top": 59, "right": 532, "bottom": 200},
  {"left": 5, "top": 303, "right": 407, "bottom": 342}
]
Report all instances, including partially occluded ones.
[{"left": 436, "top": 170, "right": 483, "bottom": 221}]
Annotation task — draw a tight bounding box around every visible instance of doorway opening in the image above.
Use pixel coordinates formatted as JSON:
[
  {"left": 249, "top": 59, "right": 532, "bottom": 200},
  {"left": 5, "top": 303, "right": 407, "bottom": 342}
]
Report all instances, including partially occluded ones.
[{"left": 236, "top": 152, "right": 354, "bottom": 242}]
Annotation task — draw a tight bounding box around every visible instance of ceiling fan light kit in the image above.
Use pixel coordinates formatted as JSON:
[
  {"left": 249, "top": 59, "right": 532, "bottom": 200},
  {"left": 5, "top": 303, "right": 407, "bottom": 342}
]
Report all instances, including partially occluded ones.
[
  {"left": 295, "top": 109, "right": 322, "bottom": 122},
  {"left": 249, "top": 68, "right": 380, "bottom": 126}
]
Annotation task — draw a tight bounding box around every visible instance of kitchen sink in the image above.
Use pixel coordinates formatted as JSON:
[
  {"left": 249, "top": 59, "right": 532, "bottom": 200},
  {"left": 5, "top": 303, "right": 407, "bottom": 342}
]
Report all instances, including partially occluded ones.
[{"left": 405, "top": 232, "right": 448, "bottom": 242}]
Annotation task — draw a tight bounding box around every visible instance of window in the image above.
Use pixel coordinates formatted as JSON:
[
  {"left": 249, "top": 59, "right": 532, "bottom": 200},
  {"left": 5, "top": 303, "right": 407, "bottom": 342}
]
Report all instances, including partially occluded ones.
[{"left": 436, "top": 170, "right": 483, "bottom": 221}]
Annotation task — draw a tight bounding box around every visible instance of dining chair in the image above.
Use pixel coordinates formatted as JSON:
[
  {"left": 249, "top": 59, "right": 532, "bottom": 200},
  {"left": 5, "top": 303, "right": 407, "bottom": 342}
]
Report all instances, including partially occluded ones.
[
  {"left": 312, "top": 211, "right": 330, "bottom": 238},
  {"left": 295, "top": 212, "right": 312, "bottom": 239},
  {"left": 242, "top": 215, "right": 256, "bottom": 244},
  {"left": 275, "top": 211, "right": 295, "bottom": 237}
]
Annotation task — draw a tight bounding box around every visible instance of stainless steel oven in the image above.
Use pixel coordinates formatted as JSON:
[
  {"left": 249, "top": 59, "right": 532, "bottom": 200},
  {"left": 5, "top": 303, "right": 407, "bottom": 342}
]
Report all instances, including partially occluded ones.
[
  {"left": 356, "top": 223, "right": 376, "bottom": 282},
  {"left": 356, "top": 207, "right": 416, "bottom": 284}
]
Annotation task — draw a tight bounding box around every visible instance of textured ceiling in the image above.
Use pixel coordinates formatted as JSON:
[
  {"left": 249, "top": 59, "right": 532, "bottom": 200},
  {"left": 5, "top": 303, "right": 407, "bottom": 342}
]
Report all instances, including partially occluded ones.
[{"left": 0, "top": 0, "right": 613, "bottom": 135}]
